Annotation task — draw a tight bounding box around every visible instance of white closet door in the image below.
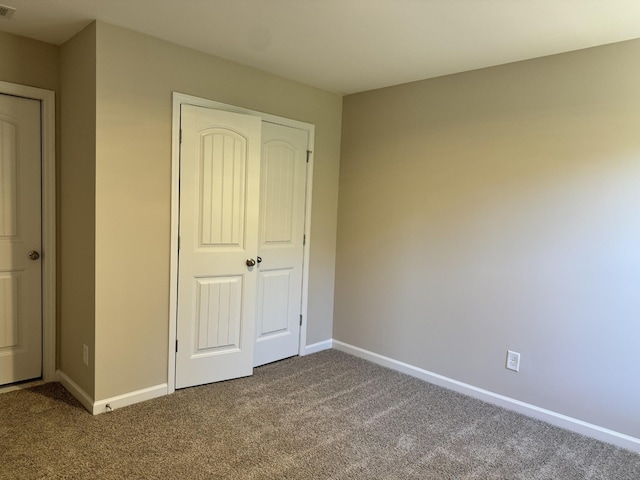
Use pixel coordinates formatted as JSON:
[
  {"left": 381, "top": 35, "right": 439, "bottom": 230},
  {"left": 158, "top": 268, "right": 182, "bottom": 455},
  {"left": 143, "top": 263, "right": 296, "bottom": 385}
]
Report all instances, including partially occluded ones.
[
  {"left": 254, "top": 122, "right": 308, "bottom": 367},
  {"left": 176, "top": 105, "right": 261, "bottom": 389},
  {"left": 0, "top": 94, "right": 42, "bottom": 386}
]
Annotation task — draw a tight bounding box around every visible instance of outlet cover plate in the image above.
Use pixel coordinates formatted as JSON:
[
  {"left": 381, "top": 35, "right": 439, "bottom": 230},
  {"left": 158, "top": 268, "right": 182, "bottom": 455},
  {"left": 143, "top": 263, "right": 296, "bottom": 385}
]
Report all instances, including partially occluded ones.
[{"left": 506, "top": 350, "right": 520, "bottom": 372}]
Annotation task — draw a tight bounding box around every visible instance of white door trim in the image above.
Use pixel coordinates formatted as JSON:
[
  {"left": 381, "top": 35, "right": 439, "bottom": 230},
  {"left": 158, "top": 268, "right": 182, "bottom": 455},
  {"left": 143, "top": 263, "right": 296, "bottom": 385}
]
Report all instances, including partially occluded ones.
[
  {"left": 0, "top": 81, "right": 56, "bottom": 382},
  {"left": 168, "top": 92, "right": 315, "bottom": 394}
]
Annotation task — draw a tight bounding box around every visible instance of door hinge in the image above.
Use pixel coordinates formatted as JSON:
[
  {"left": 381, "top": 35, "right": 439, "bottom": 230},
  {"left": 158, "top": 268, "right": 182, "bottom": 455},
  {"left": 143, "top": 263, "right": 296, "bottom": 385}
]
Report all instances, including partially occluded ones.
[
  {"left": 179, "top": 129, "right": 183, "bottom": 144},
  {"left": 299, "top": 314, "right": 303, "bottom": 326},
  {"left": 303, "top": 234, "right": 306, "bottom": 246},
  {"left": 306, "top": 150, "right": 312, "bottom": 163},
  {"left": 175, "top": 340, "right": 179, "bottom": 353},
  {"left": 178, "top": 235, "right": 181, "bottom": 251}
]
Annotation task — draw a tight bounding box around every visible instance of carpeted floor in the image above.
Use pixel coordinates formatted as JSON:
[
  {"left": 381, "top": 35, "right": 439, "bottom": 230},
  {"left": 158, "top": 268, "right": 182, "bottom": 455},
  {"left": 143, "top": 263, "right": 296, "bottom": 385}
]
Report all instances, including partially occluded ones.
[{"left": 1, "top": 350, "right": 638, "bottom": 479}]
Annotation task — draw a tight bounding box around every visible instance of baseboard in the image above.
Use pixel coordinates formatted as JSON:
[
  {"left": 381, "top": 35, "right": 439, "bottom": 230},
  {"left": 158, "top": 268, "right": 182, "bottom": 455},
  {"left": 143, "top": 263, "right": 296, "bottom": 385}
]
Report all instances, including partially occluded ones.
[
  {"left": 56, "top": 370, "right": 168, "bottom": 415},
  {"left": 56, "top": 369, "right": 94, "bottom": 413},
  {"left": 301, "top": 339, "right": 333, "bottom": 356},
  {"left": 92, "top": 383, "right": 168, "bottom": 415},
  {"left": 332, "top": 340, "right": 640, "bottom": 453}
]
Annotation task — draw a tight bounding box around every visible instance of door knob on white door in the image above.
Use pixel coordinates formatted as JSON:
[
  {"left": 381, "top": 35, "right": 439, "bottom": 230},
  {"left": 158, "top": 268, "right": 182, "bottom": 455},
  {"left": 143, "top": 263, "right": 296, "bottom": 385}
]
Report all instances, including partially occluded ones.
[
  {"left": 246, "top": 258, "right": 256, "bottom": 267},
  {"left": 28, "top": 250, "right": 40, "bottom": 260}
]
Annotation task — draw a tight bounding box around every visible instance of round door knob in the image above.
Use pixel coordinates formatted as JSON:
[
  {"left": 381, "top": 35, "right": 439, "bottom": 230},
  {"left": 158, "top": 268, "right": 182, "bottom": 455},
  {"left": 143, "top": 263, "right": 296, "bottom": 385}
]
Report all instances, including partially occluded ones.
[
  {"left": 246, "top": 258, "right": 256, "bottom": 267},
  {"left": 28, "top": 250, "right": 40, "bottom": 260}
]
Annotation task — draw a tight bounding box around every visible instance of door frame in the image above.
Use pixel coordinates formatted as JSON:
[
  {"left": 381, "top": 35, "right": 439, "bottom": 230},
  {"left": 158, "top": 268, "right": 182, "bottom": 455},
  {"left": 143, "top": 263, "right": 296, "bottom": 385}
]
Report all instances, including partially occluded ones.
[
  {"left": 168, "top": 92, "right": 315, "bottom": 394},
  {"left": 0, "top": 81, "right": 56, "bottom": 382}
]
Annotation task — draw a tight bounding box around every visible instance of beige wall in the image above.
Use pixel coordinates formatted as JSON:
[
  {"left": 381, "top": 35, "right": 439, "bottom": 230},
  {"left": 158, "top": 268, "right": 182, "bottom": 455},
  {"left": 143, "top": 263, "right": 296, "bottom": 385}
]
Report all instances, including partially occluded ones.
[
  {"left": 59, "top": 23, "right": 97, "bottom": 396},
  {"left": 336, "top": 39, "right": 640, "bottom": 438},
  {"left": 0, "top": 31, "right": 59, "bottom": 92},
  {"left": 93, "top": 22, "right": 341, "bottom": 400}
]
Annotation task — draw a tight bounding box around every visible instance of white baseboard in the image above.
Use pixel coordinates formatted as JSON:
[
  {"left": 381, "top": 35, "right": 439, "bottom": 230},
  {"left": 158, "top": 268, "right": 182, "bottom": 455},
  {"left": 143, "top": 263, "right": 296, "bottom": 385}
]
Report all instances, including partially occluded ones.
[
  {"left": 56, "top": 369, "right": 94, "bottom": 413},
  {"left": 92, "top": 383, "right": 168, "bottom": 415},
  {"left": 56, "top": 370, "right": 167, "bottom": 415},
  {"left": 332, "top": 340, "right": 640, "bottom": 454},
  {"left": 301, "top": 339, "right": 333, "bottom": 356}
]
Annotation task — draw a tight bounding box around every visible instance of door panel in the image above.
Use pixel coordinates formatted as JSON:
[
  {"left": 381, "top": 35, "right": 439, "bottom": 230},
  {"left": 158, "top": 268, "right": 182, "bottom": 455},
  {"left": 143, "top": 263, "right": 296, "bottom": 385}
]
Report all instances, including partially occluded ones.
[
  {"left": 0, "top": 273, "right": 19, "bottom": 349},
  {"left": 257, "top": 269, "right": 292, "bottom": 336},
  {"left": 254, "top": 122, "right": 308, "bottom": 367},
  {"left": 198, "top": 130, "right": 247, "bottom": 247},
  {"left": 194, "top": 275, "right": 242, "bottom": 351},
  {"left": 0, "top": 94, "right": 42, "bottom": 385},
  {"left": 176, "top": 105, "right": 261, "bottom": 389}
]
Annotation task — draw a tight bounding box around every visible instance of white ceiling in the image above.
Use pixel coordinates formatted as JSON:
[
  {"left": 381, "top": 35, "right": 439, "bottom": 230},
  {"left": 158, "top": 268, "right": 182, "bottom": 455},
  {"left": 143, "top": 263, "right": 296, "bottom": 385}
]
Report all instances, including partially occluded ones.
[{"left": 2, "top": 0, "right": 640, "bottom": 95}]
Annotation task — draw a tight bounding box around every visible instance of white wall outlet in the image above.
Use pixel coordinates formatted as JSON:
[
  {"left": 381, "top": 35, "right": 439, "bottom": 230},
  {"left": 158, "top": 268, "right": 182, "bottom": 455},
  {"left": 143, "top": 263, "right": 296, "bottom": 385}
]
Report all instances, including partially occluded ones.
[
  {"left": 506, "top": 350, "right": 520, "bottom": 372},
  {"left": 83, "top": 344, "right": 89, "bottom": 366}
]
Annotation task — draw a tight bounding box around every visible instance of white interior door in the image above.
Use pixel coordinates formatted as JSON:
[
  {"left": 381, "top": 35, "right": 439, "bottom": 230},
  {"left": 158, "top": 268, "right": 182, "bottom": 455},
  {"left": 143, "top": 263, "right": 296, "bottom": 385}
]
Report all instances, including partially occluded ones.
[
  {"left": 0, "top": 94, "right": 42, "bottom": 386},
  {"left": 253, "top": 122, "right": 308, "bottom": 367},
  {"left": 175, "top": 105, "right": 261, "bottom": 389}
]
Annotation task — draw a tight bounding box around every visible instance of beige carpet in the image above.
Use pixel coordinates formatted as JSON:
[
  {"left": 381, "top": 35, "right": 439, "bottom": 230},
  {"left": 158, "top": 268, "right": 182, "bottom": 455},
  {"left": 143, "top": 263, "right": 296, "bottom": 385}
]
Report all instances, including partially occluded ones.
[{"left": 1, "top": 350, "right": 638, "bottom": 479}]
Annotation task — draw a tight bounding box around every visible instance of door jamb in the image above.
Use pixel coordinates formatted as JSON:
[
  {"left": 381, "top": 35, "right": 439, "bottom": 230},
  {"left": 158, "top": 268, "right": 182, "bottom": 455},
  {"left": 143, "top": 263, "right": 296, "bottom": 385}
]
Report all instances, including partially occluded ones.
[
  {"left": 0, "top": 81, "right": 56, "bottom": 382},
  {"left": 168, "top": 92, "right": 315, "bottom": 394}
]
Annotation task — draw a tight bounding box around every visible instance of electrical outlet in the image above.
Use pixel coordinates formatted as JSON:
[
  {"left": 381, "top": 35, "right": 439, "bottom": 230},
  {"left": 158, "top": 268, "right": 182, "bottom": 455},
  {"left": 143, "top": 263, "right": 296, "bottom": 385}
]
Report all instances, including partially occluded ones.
[
  {"left": 506, "top": 350, "right": 520, "bottom": 372},
  {"left": 83, "top": 344, "right": 89, "bottom": 366}
]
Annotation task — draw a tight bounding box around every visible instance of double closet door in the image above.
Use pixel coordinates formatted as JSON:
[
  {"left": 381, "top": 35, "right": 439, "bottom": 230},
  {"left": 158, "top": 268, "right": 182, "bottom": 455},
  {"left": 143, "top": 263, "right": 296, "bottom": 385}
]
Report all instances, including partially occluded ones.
[{"left": 175, "top": 105, "right": 308, "bottom": 389}]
